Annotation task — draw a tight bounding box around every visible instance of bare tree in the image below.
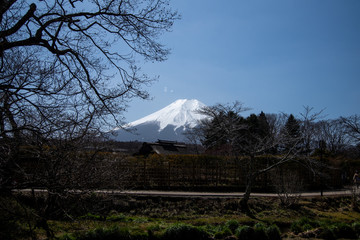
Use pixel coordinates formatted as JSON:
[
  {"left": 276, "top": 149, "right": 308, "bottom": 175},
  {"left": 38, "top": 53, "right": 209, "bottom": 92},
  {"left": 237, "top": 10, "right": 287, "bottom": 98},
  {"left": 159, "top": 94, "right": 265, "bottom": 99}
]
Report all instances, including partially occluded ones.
[
  {"left": 271, "top": 168, "right": 303, "bottom": 208},
  {"left": 341, "top": 115, "right": 360, "bottom": 144},
  {"left": 0, "top": 1, "right": 179, "bottom": 238},
  {"left": 316, "top": 119, "right": 349, "bottom": 154},
  {"left": 196, "top": 103, "right": 324, "bottom": 213},
  {"left": 1, "top": 0, "right": 179, "bottom": 139},
  {"left": 0, "top": 0, "right": 178, "bottom": 186},
  {"left": 299, "top": 106, "right": 325, "bottom": 154}
]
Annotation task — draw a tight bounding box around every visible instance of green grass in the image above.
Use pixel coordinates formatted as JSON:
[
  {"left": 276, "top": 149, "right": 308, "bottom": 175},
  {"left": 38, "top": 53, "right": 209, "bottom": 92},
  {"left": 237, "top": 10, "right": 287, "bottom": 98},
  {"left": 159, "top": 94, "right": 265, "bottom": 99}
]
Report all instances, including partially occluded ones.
[
  {"left": 3, "top": 194, "right": 360, "bottom": 239},
  {"left": 51, "top": 216, "right": 360, "bottom": 240}
]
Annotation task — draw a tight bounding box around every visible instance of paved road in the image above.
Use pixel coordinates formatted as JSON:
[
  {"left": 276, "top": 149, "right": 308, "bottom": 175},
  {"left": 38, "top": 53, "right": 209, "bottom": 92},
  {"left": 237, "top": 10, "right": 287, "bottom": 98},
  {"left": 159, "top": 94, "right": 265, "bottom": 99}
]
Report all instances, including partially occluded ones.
[
  {"left": 13, "top": 188, "right": 359, "bottom": 198},
  {"left": 113, "top": 189, "right": 358, "bottom": 198}
]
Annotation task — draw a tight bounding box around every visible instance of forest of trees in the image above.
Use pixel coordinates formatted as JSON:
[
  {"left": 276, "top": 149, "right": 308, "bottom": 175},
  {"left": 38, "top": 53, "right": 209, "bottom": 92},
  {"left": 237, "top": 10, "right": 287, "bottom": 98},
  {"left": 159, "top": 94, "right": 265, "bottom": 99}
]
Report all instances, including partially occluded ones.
[{"left": 186, "top": 102, "right": 360, "bottom": 209}]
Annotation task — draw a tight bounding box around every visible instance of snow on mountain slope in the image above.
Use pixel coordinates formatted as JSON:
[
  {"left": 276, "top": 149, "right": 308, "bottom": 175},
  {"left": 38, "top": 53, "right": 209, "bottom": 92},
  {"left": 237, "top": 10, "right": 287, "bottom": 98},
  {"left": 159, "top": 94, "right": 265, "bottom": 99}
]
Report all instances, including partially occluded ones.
[
  {"left": 111, "top": 99, "right": 207, "bottom": 142},
  {"left": 129, "top": 99, "right": 206, "bottom": 131}
]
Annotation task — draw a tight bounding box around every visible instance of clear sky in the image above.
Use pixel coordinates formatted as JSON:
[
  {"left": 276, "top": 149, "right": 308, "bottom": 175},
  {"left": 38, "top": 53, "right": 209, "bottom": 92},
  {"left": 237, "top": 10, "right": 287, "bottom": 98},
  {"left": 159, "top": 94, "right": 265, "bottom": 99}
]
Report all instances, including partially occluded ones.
[{"left": 124, "top": 0, "right": 360, "bottom": 122}]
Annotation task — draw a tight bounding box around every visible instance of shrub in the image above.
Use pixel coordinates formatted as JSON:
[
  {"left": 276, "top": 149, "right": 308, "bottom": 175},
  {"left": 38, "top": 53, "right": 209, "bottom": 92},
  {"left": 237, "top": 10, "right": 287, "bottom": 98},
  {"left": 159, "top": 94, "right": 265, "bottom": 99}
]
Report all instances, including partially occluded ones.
[
  {"left": 162, "top": 223, "right": 210, "bottom": 240},
  {"left": 132, "top": 217, "right": 149, "bottom": 223},
  {"left": 332, "top": 223, "right": 357, "bottom": 239},
  {"left": 266, "top": 225, "right": 281, "bottom": 240},
  {"left": 290, "top": 221, "right": 303, "bottom": 235},
  {"left": 147, "top": 224, "right": 163, "bottom": 240},
  {"left": 235, "top": 225, "right": 254, "bottom": 240},
  {"left": 76, "top": 226, "right": 131, "bottom": 240},
  {"left": 0, "top": 216, "right": 25, "bottom": 240},
  {"left": 106, "top": 213, "right": 126, "bottom": 222},
  {"left": 253, "top": 223, "right": 268, "bottom": 240},
  {"left": 131, "top": 229, "right": 150, "bottom": 240},
  {"left": 352, "top": 222, "right": 360, "bottom": 237},
  {"left": 199, "top": 224, "right": 220, "bottom": 236},
  {"left": 79, "top": 213, "right": 104, "bottom": 221},
  {"left": 302, "top": 223, "right": 313, "bottom": 232},
  {"left": 290, "top": 217, "right": 319, "bottom": 234},
  {"left": 317, "top": 227, "right": 335, "bottom": 240},
  {"left": 147, "top": 224, "right": 161, "bottom": 232},
  {"left": 298, "top": 217, "right": 319, "bottom": 228},
  {"left": 225, "top": 219, "right": 240, "bottom": 234},
  {"left": 147, "top": 229, "right": 161, "bottom": 240},
  {"left": 59, "top": 234, "right": 77, "bottom": 240},
  {"left": 214, "top": 227, "right": 232, "bottom": 239},
  {"left": 317, "top": 223, "right": 358, "bottom": 240}
]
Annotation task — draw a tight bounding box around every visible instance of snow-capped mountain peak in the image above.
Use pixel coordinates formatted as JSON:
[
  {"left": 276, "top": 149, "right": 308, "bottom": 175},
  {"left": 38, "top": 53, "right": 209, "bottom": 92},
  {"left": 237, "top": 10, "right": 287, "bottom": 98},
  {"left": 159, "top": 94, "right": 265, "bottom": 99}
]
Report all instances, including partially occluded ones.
[
  {"left": 129, "top": 99, "right": 206, "bottom": 131},
  {"left": 111, "top": 99, "right": 208, "bottom": 142}
]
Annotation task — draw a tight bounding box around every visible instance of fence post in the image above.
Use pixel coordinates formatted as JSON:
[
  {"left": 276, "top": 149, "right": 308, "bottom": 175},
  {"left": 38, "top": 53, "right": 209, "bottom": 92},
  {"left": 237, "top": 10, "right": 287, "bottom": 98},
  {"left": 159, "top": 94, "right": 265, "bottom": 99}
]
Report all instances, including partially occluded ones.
[
  {"left": 168, "top": 160, "right": 171, "bottom": 187},
  {"left": 143, "top": 159, "right": 146, "bottom": 187}
]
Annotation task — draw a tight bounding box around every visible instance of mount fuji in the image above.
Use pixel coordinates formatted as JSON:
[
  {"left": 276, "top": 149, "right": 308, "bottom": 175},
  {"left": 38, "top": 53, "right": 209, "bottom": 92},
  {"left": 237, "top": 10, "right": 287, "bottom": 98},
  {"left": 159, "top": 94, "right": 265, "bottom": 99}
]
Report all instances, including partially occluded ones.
[{"left": 111, "top": 99, "right": 208, "bottom": 142}]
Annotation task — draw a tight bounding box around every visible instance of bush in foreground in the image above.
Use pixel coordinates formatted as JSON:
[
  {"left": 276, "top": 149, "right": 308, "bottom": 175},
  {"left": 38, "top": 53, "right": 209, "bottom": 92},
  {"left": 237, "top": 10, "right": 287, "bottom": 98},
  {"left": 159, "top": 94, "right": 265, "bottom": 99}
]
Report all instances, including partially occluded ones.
[
  {"left": 290, "top": 217, "right": 319, "bottom": 234},
  {"left": 235, "top": 225, "right": 254, "bottom": 240},
  {"left": 253, "top": 222, "right": 267, "bottom": 240},
  {"left": 75, "top": 226, "right": 132, "bottom": 240},
  {"left": 265, "top": 224, "right": 281, "bottom": 240},
  {"left": 353, "top": 221, "right": 360, "bottom": 237},
  {"left": 290, "top": 219, "right": 360, "bottom": 239},
  {"left": 331, "top": 222, "right": 357, "bottom": 239},
  {"left": 225, "top": 219, "right": 240, "bottom": 234},
  {"left": 162, "top": 223, "right": 210, "bottom": 240},
  {"left": 60, "top": 222, "right": 284, "bottom": 240}
]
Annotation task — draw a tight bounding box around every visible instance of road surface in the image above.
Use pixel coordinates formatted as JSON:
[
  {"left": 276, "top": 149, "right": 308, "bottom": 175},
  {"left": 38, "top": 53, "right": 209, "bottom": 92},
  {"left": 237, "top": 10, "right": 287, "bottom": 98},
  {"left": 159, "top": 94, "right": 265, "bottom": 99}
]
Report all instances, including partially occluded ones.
[
  {"left": 112, "top": 189, "right": 358, "bottom": 198},
  {"left": 13, "top": 188, "right": 359, "bottom": 198}
]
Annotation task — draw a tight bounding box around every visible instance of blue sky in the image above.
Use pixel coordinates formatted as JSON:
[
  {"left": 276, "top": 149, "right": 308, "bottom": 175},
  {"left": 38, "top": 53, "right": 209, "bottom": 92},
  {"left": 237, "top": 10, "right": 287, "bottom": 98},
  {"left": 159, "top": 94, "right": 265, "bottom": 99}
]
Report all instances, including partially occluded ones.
[{"left": 124, "top": 0, "right": 360, "bottom": 122}]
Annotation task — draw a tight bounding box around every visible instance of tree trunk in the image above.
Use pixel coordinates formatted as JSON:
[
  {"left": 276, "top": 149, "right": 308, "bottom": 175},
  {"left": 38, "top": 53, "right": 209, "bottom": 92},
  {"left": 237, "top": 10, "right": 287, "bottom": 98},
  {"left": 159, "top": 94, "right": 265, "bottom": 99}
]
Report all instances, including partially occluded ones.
[
  {"left": 240, "top": 173, "right": 255, "bottom": 214},
  {"left": 240, "top": 154, "right": 257, "bottom": 214}
]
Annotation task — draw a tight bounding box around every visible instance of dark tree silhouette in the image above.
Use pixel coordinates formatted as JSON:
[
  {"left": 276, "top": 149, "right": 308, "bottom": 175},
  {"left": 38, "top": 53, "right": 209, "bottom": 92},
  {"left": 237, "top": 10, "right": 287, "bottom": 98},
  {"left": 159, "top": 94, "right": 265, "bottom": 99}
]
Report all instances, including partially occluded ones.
[
  {"left": 342, "top": 115, "right": 360, "bottom": 144},
  {"left": 0, "top": 1, "right": 179, "bottom": 238},
  {"left": 283, "top": 114, "right": 301, "bottom": 152},
  {"left": 1, "top": 0, "right": 179, "bottom": 140},
  {"left": 195, "top": 103, "right": 324, "bottom": 213},
  {"left": 0, "top": 0, "right": 179, "bottom": 188}
]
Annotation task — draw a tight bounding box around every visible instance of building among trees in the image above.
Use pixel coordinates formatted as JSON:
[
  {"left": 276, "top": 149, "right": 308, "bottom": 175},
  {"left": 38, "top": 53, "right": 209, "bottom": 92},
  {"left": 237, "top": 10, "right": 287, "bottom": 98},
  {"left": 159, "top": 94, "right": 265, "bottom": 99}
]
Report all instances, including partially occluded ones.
[{"left": 136, "top": 140, "right": 194, "bottom": 156}]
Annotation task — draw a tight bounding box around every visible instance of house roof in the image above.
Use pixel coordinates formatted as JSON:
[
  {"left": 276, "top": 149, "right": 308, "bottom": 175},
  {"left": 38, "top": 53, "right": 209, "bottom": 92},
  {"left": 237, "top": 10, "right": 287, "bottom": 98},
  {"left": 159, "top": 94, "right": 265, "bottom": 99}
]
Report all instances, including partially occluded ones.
[{"left": 136, "top": 140, "right": 192, "bottom": 155}]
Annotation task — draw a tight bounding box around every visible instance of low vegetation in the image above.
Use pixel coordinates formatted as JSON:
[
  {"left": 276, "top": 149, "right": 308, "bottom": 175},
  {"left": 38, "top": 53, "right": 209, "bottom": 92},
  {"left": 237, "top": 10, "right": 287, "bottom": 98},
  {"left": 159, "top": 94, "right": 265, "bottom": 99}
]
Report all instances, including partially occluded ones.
[{"left": 2, "top": 192, "right": 360, "bottom": 239}]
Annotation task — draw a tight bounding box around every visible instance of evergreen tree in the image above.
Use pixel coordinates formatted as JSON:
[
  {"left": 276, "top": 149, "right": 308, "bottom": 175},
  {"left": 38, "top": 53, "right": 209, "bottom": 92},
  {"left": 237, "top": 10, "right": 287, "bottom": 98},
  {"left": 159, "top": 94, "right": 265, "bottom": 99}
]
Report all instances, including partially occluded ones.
[
  {"left": 285, "top": 114, "right": 300, "bottom": 137},
  {"left": 202, "top": 111, "right": 227, "bottom": 149},
  {"left": 243, "top": 114, "right": 260, "bottom": 151},
  {"left": 247, "top": 114, "right": 259, "bottom": 133},
  {"left": 258, "top": 111, "right": 271, "bottom": 138},
  {"left": 283, "top": 114, "right": 301, "bottom": 152},
  {"left": 198, "top": 103, "right": 246, "bottom": 155}
]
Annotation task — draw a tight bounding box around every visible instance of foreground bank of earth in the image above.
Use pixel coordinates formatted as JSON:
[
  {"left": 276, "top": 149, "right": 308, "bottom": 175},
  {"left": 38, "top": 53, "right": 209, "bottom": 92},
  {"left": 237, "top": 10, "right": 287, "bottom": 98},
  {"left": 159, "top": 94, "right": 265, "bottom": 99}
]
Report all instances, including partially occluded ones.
[{"left": 4, "top": 193, "right": 360, "bottom": 239}]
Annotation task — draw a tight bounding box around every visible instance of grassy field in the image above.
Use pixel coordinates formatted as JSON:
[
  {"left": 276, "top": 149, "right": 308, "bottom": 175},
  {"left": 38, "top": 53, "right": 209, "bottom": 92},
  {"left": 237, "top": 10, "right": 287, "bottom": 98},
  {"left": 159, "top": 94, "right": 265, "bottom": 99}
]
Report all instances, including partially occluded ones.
[{"left": 3, "top": 192, "right": 360, "bottom": 239}]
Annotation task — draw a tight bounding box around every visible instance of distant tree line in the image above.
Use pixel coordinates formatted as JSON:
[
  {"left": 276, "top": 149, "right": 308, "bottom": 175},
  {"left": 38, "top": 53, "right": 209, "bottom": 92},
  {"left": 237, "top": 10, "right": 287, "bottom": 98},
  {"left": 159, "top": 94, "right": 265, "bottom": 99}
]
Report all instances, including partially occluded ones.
[{"left": 190, "top": 103, "right": 359, "bottom": 158}]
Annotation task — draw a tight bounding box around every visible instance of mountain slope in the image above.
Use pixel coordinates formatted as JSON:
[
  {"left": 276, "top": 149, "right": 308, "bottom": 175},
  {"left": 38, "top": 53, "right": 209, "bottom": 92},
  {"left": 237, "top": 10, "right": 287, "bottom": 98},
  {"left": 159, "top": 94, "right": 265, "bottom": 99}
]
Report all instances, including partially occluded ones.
[{"left": 111, "top": 99, "right": 207, "bottom": 142}]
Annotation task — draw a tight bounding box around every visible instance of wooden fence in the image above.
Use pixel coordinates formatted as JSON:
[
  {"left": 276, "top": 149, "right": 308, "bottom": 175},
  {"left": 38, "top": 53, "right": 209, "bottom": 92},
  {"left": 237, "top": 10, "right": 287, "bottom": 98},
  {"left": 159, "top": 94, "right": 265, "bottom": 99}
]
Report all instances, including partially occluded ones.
[
  {"left": 114, "top": 154, "right": 344, "bottom": 191},
  {"left": 17, "top": 151, "right": 345, "bottom": 191}
]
